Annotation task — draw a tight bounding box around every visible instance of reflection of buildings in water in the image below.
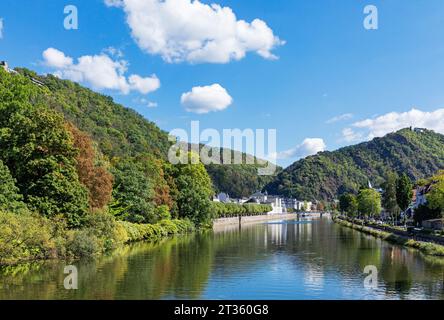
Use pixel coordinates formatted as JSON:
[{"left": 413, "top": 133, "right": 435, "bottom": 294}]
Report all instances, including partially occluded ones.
[
  {"left": 292, "top": 219, "right": 313, "bottom": 243},
  {"left": 265, "top": 223, "right": 288, "bottom": 245}
]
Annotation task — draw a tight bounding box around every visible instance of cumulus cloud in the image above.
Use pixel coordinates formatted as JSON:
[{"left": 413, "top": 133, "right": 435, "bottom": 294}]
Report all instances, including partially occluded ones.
[
  {"left": 181, "top": 84, "right": 232, "bottom": 114},
  {"left": 43, "top": 48, "right": 73, "bottom": 68},
  {"left": 276, "top": 138, "right": 326, "bottom": 160},
  {"left": 105, "top": 0, "right": 284, "bottom": 63},
  {"left": 0, "top": 18, "right": 3, "bottom": 39},
  {"left": 42, "top": 48, "right": 160, "bottom": 95},
  {"left": 341, "top": 108, "right": 444, "bottom": 142},
  {"left": 326, "top": 113, "right": 353, "bottom": 124}
]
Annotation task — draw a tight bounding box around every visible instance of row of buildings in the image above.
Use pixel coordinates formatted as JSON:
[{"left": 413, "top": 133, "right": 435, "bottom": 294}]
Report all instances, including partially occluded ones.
[{"left": 213, "top": 191, "right": 315, "bottom": 215}]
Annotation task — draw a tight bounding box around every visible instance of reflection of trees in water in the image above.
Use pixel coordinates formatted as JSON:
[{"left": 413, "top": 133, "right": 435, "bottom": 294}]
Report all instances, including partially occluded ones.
[{"left": 1, "top": 219, "right": 444, "bottom": 299}]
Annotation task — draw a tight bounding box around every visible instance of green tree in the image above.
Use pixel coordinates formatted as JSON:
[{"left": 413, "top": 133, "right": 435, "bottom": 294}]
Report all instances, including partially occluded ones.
[
  {"left": 358, "top": 189, "right": 381, "bottom": 219},
  {"left": 168, "top": 152, "right": 214, "bottom": 226},
  {"left": 0, "top": 160, "right": 27, "bottom": 213},
  {"left": 339, "top": 193, "right": 358, "bottom": 217},
  {"left": 396, "top": 173, "right": 413, "bottom": 212},
  {"left": 427, "top": 171, "right": 444, "bottom": 213},
  {"left": 382, "top": 173, "right": 400, "bottom": 222},
  {"left": 111, "top": 159, "right": 155, "bottom": 223},
  {"left": 0, "top": 69, "right": 89, "bottom": 226}
]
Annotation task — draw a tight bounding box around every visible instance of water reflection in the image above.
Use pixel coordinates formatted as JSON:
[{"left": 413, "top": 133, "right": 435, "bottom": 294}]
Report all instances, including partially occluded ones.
[{"left": 1, "top": 217, "right": 444, "bottom": 299}]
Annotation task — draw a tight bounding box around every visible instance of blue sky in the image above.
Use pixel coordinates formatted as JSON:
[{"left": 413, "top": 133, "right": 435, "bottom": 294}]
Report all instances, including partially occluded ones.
[{"left": 2, "top": 0, "right": 444, "bottom": 167}]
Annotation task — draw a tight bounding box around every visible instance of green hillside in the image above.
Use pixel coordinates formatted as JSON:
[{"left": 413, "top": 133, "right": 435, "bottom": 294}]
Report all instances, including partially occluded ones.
[
  {"left": 15, "top": 68, "right": 276, "bottom": 199},
  {"left": 265, "top": 128, "right": 444, "bottom": 201}
]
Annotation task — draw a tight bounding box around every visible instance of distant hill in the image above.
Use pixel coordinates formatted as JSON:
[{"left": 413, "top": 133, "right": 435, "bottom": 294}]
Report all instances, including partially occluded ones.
[
  {"left": 265, "top": 128, "right": 444, "bottom": 201},
  {"left": 16, "top": 68, "right": 277, "bottom": 198}
]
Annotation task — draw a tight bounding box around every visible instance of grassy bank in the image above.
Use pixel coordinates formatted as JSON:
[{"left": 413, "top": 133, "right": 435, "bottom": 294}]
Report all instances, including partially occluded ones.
[
  {"left": 333, "top": 216, "right": 444, "bottom": 257},
  {"left": 0, "top": 210, "right": 194, "bottom": 266}
]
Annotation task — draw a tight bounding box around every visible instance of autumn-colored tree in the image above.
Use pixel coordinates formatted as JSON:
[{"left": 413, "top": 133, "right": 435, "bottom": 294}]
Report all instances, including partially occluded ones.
[{"left": 66, "top": 123, "right": 113, "bottom": 210}]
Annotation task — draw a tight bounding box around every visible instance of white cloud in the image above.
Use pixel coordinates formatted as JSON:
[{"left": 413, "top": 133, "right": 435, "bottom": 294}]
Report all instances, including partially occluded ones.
[
  {"left": 42, "top": 48, "right": 160, "bottom": 95},
  {"left": 181, "top": 84, "right": 232, "bottom": 114},
  {"left": 341, "top": 108, "right": 444, "bottom": 142},
  {"left": 341, "top": 128, "right": 364, "bottom": 143},
  {"left": 128, "top": 74, "right": 160, "bottom": 94},
  {"left": 43, "top": 48, "right": 73, "bottom": 68},
  {"left": 277, "top": 138, "right": 326, "bottom": 160},
  {"left": 105, "top": 0, "right": 284, "bottom": 64},
  {"left": 147, "top": 101, "right": 158, "bottom": 108},
  {"left": 0, "top": 18, "right": 3, "bottom": 39},
  {"left": 326, "top": 113, "right": 353, "bottom": 124}
]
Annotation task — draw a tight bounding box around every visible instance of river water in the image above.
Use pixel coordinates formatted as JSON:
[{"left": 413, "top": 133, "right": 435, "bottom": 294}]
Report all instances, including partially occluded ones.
[{"left": 1, "top": 216, "right": 444, "bottom": 300}]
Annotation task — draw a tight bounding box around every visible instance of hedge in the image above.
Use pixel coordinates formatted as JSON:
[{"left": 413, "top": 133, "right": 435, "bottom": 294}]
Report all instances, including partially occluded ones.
[{"left": 211, "top": 202, "right": 273, "bottom": 218}]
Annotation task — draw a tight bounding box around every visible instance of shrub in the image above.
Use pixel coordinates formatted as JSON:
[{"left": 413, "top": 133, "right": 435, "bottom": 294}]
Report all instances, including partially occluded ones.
[
  {"left": 0, "top": 211, "right": 56, "bottom": 265},
  {"left": 211, "top": 202, "right": 272, "bottom": 218}
]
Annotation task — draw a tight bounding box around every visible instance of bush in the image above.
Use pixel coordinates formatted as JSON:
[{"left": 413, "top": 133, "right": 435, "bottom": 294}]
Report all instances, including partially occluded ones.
[
  {"left": 118, "top": 219, "right": 194, "bottom": 243},
  {"left": 66, "top": 229, "right": 101, "bottom": 258},
  {"left": 0, "top": 211, "right": 56, "bottom": 265},
  {"left": 211, "top": 202, "right": 272, "bottom": 218}
]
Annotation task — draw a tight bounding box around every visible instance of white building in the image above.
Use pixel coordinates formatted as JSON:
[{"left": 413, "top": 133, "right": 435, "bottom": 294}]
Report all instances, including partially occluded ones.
[
  {"left": 246, "top": 191, "right": 284, "bottom": 214},
  {"left": 295, "top": 201, "right": 312, "bottom": 212}
]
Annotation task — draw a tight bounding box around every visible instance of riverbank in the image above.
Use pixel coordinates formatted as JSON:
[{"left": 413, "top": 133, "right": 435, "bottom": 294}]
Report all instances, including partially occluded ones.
[{"left": 333, "top": 216, "right": 444, "bottom": 257}]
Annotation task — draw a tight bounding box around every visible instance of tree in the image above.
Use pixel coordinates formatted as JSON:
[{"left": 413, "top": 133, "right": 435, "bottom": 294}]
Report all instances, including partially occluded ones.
[
  {"left": 0, "top": 160, "right": 27, "bottom": 213},
  {"left": 67, "top": 123, "right": 113, "bottom": 210},
  {"left": 0, "top": 70, "right": 89, "bottom": 226},
  {"left": 168, "top": 152, "right": 214, "bottom": 226},
  {"left": 427, "top": 171, "right": 444, "bottom": 213},
  {"left": 382, "top": 172, "right": 400, "bottom": 222},
  {"left": 396, "top": 173, "right": 413, "bottom": 212},
  {"left": 357, "top": 189, "right": 381, "bottom": 219},
  {"left": 111, "top": 159, "right": 155, "bottom": 223},
  {"left": 339, "top": 193, "right": 358, "bottom": 217}
]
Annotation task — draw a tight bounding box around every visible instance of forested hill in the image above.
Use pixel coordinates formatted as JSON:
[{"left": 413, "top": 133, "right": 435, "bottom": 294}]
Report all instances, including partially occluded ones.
[
  {"left": 265, "top": 128, "right": 444, "bottom": 201},
  {"left": 16, "top": 68, "right": 276, "bottom": 198},
  {"left": 17, "top": 68, "right": 171, "bottom": 160}
]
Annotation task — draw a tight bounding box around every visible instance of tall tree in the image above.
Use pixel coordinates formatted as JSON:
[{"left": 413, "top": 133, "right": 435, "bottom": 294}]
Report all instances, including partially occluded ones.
[
  {"left": 382, "top": 172, "right": 399, "bottom": 222},
  {"left": 396, "top": 173, "right": 413, "bottom": 212},
  {"left": 67, "top": 123, "right": 113, "bottom": 210}
]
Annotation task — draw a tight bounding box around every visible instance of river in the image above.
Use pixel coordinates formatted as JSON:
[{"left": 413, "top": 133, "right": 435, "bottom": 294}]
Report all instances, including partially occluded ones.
[{"left": 1, "top": 216, "right": 444, "bottom": 300}]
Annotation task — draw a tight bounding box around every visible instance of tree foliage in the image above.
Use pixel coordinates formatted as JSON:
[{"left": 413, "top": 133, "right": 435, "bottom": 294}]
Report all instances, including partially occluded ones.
[
  {"left": 382, "top": 172, "right": 399, "bottom": 215},
  {"left": 396, "top": 173, "right": 413, "bottom": 212},
  {"left": 67, "top": 123, "right": 113, "bottom": 210},
  {"left": 0, "top": 160, "right": 27, "bottom": 212},
  {"left": 0, "top": 69, "right": 89, "bottom": 226},
  {"left": 357, "top": 189, "right": 381, "bottom": 218},
  {"left": 339, "top": 193, "right": 358, "bottom": 217}
]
